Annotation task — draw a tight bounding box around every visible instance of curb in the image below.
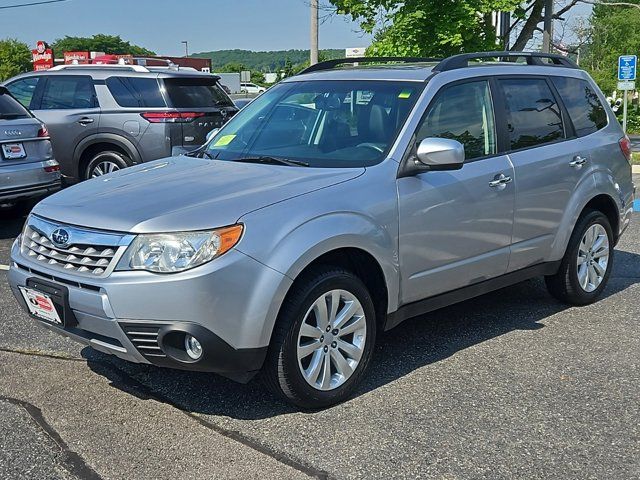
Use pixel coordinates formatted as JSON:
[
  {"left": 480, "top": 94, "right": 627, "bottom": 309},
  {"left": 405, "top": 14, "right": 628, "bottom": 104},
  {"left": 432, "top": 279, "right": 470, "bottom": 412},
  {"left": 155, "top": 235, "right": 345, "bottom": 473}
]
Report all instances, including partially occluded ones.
[{"left": 632, "top": 165, "right": 640, "bottom": 174}]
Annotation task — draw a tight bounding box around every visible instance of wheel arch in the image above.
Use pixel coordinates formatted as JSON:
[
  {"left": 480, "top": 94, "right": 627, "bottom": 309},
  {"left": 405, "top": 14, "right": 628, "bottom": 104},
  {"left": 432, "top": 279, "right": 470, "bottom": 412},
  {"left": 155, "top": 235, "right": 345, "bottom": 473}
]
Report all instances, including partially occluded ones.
[{"left": 73, "top": 134, "right": 142, "bottom": 179}]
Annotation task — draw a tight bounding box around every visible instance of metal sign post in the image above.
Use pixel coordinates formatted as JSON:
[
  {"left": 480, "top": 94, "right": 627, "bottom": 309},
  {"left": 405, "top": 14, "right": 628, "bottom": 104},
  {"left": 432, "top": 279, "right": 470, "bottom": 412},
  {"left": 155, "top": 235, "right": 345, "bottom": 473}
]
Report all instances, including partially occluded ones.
[{"left": 618, "top": 55, "right": 637, "bottom": 133}]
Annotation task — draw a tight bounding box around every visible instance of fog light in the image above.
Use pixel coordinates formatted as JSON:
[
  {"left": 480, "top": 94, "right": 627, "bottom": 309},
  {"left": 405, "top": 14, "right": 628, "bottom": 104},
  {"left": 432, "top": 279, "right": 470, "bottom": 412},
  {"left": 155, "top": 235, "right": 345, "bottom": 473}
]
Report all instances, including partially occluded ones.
[{"left": 185, "top": 335, "right": 203, "bottom": 360}]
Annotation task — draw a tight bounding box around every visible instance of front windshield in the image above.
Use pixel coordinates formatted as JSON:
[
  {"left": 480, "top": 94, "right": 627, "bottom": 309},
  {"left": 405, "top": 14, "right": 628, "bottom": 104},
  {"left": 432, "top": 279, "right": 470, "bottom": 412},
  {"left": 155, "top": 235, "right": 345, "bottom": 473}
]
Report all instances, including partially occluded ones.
[{"left": 205, "top": 80, "right": 424, "bottom": 168}]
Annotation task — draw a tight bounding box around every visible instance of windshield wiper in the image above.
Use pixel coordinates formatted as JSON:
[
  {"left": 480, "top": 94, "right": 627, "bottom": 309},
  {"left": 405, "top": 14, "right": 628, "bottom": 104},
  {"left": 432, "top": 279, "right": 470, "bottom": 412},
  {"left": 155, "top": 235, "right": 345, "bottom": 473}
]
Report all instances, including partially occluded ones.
[
  {"left": 184, "top": 149, "right": 214, "bottom": 159},
  {"left": 234, "top": 156, "right": 309, "bottom": 167}
]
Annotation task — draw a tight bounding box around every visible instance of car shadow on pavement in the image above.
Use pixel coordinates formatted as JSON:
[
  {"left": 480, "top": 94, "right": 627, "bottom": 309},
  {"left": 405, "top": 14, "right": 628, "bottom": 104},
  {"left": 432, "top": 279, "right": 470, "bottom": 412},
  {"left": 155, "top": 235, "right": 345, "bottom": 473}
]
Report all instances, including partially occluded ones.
[
  {"left": 84, "top": 249, "right": 640, "bottom": 419},
  {"left": 0, "top": 205, "right": 29, "bottom": 240}
]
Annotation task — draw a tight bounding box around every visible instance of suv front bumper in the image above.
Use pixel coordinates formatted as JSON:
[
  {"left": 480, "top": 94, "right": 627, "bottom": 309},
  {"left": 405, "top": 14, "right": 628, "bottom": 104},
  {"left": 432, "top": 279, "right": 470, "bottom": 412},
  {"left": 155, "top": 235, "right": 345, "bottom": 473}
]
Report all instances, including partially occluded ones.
[{"left": 8, "top": 240, "right": 291, "bottom": 382}]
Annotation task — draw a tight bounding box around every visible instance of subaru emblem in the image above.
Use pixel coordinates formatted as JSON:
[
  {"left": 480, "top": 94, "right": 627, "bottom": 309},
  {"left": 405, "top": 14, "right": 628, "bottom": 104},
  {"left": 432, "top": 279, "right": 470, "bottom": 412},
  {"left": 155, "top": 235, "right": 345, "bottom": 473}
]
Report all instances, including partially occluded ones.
[{"left": 51, "top": 228, "right": 70, "bottom": 247}]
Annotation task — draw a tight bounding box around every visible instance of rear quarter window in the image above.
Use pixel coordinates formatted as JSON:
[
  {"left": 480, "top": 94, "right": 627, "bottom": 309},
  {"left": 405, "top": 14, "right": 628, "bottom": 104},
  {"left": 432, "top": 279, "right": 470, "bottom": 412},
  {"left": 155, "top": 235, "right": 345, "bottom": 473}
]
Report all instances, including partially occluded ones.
[
  {"left": 106, "top": 77, "right": 166, "bottom": 108},
  {"left": 551, "top": 76, "right": 608, "bottom": 137},
  {"left": 163, "top": 77, "right": 234, "bottom": 108},
  {"left": 0, "top": 90, "right": 31, "bottom": 119}
]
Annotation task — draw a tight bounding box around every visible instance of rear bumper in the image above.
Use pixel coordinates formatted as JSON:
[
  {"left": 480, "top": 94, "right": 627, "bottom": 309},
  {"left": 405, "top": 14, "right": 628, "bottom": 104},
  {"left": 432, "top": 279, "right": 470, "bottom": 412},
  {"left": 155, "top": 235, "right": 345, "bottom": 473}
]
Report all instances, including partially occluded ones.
[{"left": 0, "top": 159, "right": 61, "bottom": 202}]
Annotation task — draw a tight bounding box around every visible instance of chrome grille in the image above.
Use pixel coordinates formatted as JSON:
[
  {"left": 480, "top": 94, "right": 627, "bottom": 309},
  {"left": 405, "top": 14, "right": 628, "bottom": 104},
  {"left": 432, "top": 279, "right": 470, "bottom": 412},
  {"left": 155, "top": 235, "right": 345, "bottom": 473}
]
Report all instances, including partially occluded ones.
[{"left": 20, "top": 216, "right": 132, "bottom": 278}]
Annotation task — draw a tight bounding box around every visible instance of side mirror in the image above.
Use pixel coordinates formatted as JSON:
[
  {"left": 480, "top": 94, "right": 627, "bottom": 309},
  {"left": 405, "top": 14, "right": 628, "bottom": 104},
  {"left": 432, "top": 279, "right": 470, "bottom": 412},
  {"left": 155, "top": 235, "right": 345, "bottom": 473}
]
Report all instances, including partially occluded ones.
[
  {"left": 416, "top": 137, "right": 465, "bottom": 171},
  {"left": 205, "top": 128, "right": 220, "bottom": 144}
]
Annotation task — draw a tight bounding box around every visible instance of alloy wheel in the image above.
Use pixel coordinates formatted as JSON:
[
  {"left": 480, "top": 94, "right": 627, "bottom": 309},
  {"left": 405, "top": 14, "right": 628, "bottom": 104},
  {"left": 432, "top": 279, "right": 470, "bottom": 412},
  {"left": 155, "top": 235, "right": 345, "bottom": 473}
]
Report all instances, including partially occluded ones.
[
  {"left": 91, "top": 160, "right": 121, "bottom": 178},
  {"left": 577, "top": 223, "right": 610, "bottom": 293},
  {"left": 296, "top": 289, "right": 367, "bottom": 391}
]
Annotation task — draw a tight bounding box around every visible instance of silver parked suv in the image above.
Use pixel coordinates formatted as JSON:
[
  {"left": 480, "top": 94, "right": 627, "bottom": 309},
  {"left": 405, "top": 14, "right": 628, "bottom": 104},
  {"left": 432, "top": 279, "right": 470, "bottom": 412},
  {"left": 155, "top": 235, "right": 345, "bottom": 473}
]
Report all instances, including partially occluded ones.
[
  {"left": 8, "top": 52, "right": 634, "bottom": 408},
  {"left": 3, "top": 64, "right": 237, "bottom": 183}
]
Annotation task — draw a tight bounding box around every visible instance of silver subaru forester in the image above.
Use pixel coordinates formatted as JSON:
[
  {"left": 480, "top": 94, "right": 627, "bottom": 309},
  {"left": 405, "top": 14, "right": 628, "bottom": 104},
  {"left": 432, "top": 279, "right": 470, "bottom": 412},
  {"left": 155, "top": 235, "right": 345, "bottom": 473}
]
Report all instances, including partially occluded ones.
[{"left": 8, "top": 52, "right": 634, "bottom": 408}]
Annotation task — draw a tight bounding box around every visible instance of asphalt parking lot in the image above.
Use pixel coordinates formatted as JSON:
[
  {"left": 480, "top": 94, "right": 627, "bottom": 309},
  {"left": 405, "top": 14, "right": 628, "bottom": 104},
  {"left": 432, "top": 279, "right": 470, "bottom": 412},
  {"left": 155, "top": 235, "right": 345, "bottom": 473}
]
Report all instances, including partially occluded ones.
[{"left": 0, "top": 191, "right": 639, "bottom": 480}]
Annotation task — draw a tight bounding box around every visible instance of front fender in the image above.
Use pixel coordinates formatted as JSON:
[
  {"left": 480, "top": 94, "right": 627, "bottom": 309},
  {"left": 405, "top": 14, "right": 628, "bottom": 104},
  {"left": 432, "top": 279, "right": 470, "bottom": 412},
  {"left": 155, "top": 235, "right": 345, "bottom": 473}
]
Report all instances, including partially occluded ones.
[{"left": 237, "top": 211, "right": 399, "bottom": 345}]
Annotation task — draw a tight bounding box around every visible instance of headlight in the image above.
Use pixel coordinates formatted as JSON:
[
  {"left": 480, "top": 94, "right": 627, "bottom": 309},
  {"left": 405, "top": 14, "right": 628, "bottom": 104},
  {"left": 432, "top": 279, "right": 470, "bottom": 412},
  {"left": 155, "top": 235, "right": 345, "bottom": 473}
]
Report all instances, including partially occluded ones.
[{"left": 119, "top": 225, "right": 243, "bottom": 273}]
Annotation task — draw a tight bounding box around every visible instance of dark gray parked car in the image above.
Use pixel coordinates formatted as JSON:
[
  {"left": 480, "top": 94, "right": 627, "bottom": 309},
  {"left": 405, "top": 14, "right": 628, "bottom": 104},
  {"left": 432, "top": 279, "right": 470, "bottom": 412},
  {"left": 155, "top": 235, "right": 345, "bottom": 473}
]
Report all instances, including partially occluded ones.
[
  {"left": 3, "top": 65, "right": 237, "bottom": 183},
  {"left": 0, "top": 86, "right": 60, "bottom": 205}
]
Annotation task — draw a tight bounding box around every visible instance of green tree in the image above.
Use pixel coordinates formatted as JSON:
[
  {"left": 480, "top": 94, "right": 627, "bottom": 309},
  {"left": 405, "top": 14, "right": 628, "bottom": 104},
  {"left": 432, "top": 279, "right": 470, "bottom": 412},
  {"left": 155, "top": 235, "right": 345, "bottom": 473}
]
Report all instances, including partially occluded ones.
[
  {"left": 51, "top": 34, "right": 154, "bottom": 56},
  {"left": 218, "top": 62, "right": 248, "bottom": 73},
  {"left": 0, "top": 38, "right": 32, "bottom": 81},
  {"left": 330, "top": 0, "right": 522, "bottom": 57},
  {"left": 583, "top": 3, "right": 640, "bottom": 94}
]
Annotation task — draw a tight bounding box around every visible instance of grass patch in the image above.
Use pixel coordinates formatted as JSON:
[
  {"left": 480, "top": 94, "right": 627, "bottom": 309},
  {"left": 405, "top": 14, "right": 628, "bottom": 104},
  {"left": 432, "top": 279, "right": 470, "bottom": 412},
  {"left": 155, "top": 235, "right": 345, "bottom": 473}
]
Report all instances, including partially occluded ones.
[{"left": 632, "top": 152, "right": 640, "bottom": 165}]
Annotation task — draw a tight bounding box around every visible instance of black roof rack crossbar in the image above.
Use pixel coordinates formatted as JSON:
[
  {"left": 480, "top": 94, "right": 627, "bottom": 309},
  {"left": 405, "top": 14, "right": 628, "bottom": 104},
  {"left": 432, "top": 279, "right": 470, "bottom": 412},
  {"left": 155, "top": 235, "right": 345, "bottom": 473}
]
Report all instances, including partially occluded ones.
[
  {"left": 433, "top": 51, "right": 578, "bottom": 72},
  {"left": 299, "top": 56, "right": 443, "bottom": 75}
]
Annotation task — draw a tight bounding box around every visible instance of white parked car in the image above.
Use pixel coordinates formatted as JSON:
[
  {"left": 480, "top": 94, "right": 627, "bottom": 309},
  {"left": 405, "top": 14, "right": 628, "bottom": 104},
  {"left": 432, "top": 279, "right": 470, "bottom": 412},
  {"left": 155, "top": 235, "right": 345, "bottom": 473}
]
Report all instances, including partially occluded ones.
[{"left": 240, "top": 82, "right": 266, "bottom": 94}]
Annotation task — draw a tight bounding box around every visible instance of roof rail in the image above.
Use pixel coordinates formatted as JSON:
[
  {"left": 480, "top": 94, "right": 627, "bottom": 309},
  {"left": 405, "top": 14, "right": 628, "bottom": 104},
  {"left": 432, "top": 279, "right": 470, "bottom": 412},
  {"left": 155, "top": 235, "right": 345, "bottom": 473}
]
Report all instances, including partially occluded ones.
[
  {"left": 299, "top": 56, "right": 442, "bottom": 75},
  {"left": 433, "top": 51, "right": 578, "bottom": 71},
  {"left": 131, "top": 57, "right": 180, "bottom": 70},
  {"left": 49, "top": 64, "right": 150, "bottom": 72}
]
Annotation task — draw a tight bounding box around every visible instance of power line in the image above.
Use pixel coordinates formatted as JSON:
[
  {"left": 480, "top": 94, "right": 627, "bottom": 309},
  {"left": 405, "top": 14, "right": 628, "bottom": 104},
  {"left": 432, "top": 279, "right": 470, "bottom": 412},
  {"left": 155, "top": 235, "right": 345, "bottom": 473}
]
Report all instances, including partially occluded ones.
[{"left": 0, "top": 0, "right": 69, "bottom": 10}]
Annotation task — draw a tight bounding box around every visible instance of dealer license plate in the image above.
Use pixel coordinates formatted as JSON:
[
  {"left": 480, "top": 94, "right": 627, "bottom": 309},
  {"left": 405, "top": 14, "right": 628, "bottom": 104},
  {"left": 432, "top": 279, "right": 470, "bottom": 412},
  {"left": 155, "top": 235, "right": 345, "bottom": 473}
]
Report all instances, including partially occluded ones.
[
  {"left": 2, "top": 143, "right": 26, "bottom": 159},
  {"left": 18, "top": 287, "right": 62, "bottom": 324}
]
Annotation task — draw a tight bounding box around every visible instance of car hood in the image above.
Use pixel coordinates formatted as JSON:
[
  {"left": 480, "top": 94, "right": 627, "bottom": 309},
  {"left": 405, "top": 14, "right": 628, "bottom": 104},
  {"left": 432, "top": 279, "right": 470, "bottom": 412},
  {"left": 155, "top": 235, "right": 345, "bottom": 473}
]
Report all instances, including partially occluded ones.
[{"left": 33, "top": 157, "right": 364, "bottom": 233}]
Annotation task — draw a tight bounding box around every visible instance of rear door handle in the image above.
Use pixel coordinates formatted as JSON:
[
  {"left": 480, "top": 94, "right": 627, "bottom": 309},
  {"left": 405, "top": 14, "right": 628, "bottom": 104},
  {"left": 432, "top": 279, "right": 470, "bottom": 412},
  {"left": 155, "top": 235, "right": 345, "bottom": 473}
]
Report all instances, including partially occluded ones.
[
  {"left": 489, "top": 173, "right": 512, "bottom": 188},
  {"left": 569, "top": 156, "right": 587, "bottom": 167},
  {"left": 78, "top": 117, "right": 94, "bottom": 125}
]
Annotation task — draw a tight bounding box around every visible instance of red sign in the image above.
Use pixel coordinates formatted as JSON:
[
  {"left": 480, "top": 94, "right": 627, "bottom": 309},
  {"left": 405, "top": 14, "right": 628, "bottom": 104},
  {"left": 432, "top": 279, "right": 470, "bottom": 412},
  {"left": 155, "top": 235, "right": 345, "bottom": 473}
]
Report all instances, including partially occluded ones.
[
  {"left": 64, "top": 51, "right": 90, "bottom": 64},
  {"left": 32, "top": 41, "right": 54, "bottom": 71}
]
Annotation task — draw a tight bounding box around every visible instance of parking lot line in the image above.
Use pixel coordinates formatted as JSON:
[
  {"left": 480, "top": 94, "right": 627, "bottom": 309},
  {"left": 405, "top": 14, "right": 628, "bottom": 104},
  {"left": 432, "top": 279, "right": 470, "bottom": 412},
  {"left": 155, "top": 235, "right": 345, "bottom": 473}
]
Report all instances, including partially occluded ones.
[{"left": 0, "top": 265, "right": 9, "bottom": 271}]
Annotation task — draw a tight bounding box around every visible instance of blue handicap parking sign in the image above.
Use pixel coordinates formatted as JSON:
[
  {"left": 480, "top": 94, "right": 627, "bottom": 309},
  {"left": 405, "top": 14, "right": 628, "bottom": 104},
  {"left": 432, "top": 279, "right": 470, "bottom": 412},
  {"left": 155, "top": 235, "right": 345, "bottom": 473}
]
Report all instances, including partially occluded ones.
[{"left": 618, "top": 55, "right": 637, "bottom": 81}]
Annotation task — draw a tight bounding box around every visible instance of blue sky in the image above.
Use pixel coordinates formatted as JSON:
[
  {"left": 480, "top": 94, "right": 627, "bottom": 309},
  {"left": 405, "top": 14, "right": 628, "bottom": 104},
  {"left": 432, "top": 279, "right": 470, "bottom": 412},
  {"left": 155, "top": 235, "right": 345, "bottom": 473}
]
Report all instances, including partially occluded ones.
[{"left": 0, "top": 0, "right": 372, "bottom": 55}]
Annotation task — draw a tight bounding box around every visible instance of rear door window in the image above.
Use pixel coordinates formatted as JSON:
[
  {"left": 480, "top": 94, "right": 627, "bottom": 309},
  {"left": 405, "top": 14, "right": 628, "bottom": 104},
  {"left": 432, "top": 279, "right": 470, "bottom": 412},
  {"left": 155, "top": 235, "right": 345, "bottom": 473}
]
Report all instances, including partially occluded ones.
[
  {"left": 40, "top": 75, "right": 97, "bottom": 110},
  {"left": 5, "top": 77, "right": 39, "bottom": 109},
  {"left": 0, "top": 90, "right": 31, "bottom": 119},
  {"left": 551, "top": 76, "right": 608, "bottom": 137},
  {"left": 163, "top": 77, "right": 234, "bottom": 108},
  {"left": 106, "top": 77, "right": 166, "bottom": 107},
  {"left": 499, "top": 78, "right": 565, "bottom": 150}
]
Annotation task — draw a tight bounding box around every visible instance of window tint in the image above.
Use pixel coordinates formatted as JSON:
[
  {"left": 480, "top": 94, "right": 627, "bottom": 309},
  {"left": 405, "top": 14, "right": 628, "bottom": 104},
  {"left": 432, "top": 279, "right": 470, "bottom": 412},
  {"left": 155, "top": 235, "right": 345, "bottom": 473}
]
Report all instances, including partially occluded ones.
[
  {"left": 552, "top": 76, "right": 608, "bottom": 137},
  {"left": 0, "top": 90, "right": 31, "bottom": 118},
  {"left": 500, "top": 78, "right": 564, "bottom": 150},
  {"left": 6, "top": 77, "right": 39, "bottom": 109},
  {"left": 416, "top": 80, "right": 496, "bottom": 160},
  {"left": 163, "top": 78, "right": 234, "bottom": 108},
  {"left": 106, "top": 77, "right": 165, "bottom": 108},
  {"left": 40, "top": 76, "right": 96, "bottom": 110}
]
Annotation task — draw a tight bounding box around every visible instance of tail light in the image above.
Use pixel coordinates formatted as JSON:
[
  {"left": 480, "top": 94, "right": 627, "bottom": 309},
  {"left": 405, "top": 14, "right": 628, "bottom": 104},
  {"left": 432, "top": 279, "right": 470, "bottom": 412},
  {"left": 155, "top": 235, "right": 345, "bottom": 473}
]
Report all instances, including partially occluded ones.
[
  {"left": 37, "top": 124, "right": 49, "bottom": 137},
  {"left": 141, "top": 112, "right": 205, "bottom": 123},
  {"left": 619, "top": 135, "right": 632, "bottom": 164},
  {"left": 44, "top": 164, "right": 60, "bottom": 173}
]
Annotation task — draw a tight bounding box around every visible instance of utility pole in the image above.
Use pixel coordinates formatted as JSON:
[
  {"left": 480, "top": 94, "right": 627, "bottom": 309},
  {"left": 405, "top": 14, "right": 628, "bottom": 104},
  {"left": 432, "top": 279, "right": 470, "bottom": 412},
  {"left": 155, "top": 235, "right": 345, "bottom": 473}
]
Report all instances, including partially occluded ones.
[
  {"left": 542, "top": 0, "right": 553, "bottom": 53},
  {"left": 310, "top": 0, "right": 319, "bottom": 65},
  {"left": 181, "top": 40, "right": 189, "bottom": 57}
]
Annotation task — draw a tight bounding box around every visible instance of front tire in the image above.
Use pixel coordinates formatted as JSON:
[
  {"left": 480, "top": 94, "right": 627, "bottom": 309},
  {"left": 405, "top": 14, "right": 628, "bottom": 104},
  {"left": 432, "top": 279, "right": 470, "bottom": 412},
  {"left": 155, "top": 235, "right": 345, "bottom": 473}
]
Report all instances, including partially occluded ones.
[
  {"left": 263, "top": 267, "right": 377, "bottom": 409},
  {"left": 84, "top": 151, "right": 131, "bottom": 180},
  {"left": 545, "top": 210, "right": 614, "bottom": 305}
]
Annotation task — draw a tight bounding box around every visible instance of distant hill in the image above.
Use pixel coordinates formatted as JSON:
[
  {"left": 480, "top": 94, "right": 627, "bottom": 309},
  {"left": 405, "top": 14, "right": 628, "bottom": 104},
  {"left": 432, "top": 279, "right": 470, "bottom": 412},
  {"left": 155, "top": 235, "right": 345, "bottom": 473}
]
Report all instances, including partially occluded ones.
[{"left": 191, "top": 49, "right": 345, "bottom": 71}]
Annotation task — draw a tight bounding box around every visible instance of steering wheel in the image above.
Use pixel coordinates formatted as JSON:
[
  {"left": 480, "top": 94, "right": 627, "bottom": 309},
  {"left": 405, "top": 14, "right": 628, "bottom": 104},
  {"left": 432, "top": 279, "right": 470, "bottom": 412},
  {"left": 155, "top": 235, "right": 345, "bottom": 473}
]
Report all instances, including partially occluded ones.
[{"left": 356, "top": 143, "right": 385, "bottom": 153}]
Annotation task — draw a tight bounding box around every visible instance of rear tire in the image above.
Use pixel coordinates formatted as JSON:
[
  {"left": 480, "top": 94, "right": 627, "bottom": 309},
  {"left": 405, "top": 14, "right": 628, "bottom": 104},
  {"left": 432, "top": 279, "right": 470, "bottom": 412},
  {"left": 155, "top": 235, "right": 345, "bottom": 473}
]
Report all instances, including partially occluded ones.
[
  {"left": 84, "top": 151, "right": 131, "bottom": 180},
  {"left": 262, "top": 266, "right": 377, "bottom": 409},
  {"left": 545, "top": 210, "right": 614, "bottom": 305}
]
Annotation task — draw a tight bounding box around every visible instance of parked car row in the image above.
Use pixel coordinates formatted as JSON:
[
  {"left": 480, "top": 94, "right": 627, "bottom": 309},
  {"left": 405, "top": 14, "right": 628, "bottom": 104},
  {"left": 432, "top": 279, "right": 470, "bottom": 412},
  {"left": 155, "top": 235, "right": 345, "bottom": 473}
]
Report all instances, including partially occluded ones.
[
  {"left": 2, "top": 64, "right": 238, "bottom": 190},
  {"left": 6, "top": 52, "right": 634, "bottom": 409}
]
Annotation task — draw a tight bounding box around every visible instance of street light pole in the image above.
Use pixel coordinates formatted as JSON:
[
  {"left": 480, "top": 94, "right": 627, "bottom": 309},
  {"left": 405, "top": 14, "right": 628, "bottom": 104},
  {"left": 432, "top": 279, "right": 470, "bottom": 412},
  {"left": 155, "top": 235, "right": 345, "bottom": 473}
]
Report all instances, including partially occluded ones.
[
  {"left": 181, "top": 40, "right": 189, "bottom": 57},
  {"left": 310, "top": 0, "right": 319, "bottom": 65},
  {"left": 542, "top": 0, "right": 553, "bottom": 53}
]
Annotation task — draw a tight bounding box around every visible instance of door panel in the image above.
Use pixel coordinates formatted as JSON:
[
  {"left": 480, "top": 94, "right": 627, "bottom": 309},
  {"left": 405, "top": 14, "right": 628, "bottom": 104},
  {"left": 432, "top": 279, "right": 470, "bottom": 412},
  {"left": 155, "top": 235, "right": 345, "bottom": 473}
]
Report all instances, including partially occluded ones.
[
  {"left": 397, "top": 79, "right": 514, "bottom": 305},
  {"left": 31, "top": 75, "right": 100, "bottom": 178},
  {"left": 398, "top": 158, "right": 515, "bottom": 303}
]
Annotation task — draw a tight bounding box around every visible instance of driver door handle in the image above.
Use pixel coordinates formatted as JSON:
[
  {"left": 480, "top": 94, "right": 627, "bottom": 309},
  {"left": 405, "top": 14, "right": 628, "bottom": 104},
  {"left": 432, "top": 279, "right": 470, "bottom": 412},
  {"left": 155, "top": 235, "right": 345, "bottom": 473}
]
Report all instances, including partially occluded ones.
[
  {"left": 489, "top": 173, "right": 512, "bottom": 188},
  {"left": 78, "top": 117, "right": 94, "bottom": 125}
]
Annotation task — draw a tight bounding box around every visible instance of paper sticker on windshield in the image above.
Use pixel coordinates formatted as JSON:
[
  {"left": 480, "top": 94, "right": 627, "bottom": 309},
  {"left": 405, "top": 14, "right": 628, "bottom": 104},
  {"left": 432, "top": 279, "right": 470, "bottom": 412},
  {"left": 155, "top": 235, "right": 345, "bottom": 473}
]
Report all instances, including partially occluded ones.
[
  {"left": 398, "top": 90, "right": 412, "bottom": 99},
  {"left": 214, "top": 134, "right": 236, "bottom": 147}
]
